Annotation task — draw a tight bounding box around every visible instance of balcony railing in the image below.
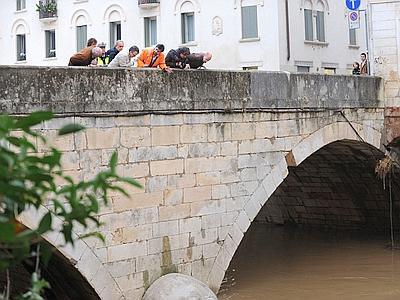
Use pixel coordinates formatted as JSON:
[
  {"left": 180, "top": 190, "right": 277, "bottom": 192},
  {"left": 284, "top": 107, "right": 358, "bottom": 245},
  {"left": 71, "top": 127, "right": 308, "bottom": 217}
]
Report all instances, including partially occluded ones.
[
  {"left": 39, "top": 10, "right": 57, "bottom": 20},
  {"left": 138, "top": 0, "right": 160, "bottom": 8}
]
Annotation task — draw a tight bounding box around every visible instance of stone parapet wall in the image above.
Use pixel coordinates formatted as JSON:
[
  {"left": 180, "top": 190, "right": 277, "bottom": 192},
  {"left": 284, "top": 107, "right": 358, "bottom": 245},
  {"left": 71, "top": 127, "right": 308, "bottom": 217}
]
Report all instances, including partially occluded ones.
[{"left": 0, "top": 66, "right": 383, "bottom": 114}]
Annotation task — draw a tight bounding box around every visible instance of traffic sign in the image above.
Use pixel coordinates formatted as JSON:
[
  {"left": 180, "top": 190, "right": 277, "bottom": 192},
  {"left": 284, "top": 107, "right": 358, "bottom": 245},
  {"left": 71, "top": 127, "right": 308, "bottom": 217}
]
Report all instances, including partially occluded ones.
[
  {"left": 349, "top": 11, "right": 360, "bottom": 29},
  {"left": 346, "top": 0, "right": 361, "bottom": 10}
]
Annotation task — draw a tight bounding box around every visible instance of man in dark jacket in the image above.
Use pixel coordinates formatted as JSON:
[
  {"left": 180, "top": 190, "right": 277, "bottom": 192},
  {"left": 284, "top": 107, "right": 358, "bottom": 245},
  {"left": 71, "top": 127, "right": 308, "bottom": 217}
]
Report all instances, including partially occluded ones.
[
  {"left": 186, "top": 52, "right": 212, "bottom": 69},
  {"left": 68, "top": 46, "right": 102, "bottom": 66},
  {"left": 106, "top": 40, "right": 124, "bottom": 63},
  {"left": 165, "top": 47, "right": 190, "bottom": 69}
]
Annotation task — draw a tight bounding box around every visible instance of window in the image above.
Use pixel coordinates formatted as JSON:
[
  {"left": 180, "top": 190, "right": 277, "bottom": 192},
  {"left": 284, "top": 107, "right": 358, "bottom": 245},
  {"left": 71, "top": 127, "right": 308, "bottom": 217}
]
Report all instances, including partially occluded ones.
[
  {"left": 349, "top": 28, "right": 356, "bottom": 45},
  {"left": 181, "top": 12, "right": 195, "bottom": 44},
  {"left": 16, "top": 34, "right": 26, "bottom": 61},
  {"left": 45, "top": 30, "right": 56, "bottom": 58},
  {"left": 16, "top": 0, "right": 26, "bottom": 11},
  {"left": 304, "top": 9, "right": 313, "bottom": 41},
  {"left": 297, "top": 66, "right": 310, "bottom": 73},
  {"left": 243, "top": 66, "right": 258, "bottom": 70},
  {"left": 110, "top": 21, "right": 121, "bottom": 48},
  {"left": 324, "top": 67, "right": 336, "bottom": 75},
  {"left": 316, "top": 10, "right": 325, "bottom": 42},
  {"left": 144, "top": 17, "right": 157, "bottom": 47},
  {"left": 303, "top": 1, "right": 327, "bottom": 43},
  {"left": 241, "top": 5, "right": 258, "bottom": 39},
  {"left": 76, "top": 25, "right": 87, "bottom": 51}
]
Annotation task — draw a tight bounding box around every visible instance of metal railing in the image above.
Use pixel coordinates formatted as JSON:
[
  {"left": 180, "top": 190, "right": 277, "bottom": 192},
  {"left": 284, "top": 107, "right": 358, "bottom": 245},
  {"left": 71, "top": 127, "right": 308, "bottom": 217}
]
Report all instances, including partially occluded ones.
[{"left": 39, "top": 10, "right": 57, "bottom": 19}]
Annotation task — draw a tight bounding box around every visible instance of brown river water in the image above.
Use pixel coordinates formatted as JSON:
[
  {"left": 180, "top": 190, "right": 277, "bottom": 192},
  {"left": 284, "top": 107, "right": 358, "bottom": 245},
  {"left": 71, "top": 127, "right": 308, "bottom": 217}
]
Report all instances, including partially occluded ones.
[{"left": 218, "top": 224, "right": 400, "bottom": 300}]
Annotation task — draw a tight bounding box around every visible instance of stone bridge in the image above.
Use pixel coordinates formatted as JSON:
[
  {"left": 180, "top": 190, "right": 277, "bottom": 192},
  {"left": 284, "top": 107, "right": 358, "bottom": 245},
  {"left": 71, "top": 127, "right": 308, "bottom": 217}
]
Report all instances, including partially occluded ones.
[{"left": 0, "top": 66, "right": 395, "bottom": 299}]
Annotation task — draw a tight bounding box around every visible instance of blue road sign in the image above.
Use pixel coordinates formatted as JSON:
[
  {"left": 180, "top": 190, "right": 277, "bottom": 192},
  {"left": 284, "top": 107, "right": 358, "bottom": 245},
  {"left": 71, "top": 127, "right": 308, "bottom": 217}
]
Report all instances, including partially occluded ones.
[{"left": 346, "top": 0, "right": 361, "bottom": 10}]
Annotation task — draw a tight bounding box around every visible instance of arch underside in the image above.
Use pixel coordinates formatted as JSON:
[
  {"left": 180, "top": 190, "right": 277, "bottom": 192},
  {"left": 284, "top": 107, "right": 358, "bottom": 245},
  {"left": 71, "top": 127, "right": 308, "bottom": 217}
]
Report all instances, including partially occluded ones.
[
  {"left": 0, "top": 240, "right": 100, "bottom": 300},
  {"left": 258, "top": 140, "right": 399, "bottom": 230}
]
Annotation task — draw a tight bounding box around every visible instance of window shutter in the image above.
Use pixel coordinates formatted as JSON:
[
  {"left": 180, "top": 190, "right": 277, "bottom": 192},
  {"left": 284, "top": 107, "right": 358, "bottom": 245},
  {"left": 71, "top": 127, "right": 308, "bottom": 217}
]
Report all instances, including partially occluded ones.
[
  {"left": 304, "top": 9, "right": 313, "bottom": 41},
  {"left": 76, "top": 25, "right": 87, "bottom": 51},
  {"left": 242, "top": 6, "right": 258, "bottom": 39},
  {"left": 150, "top": 18, "right": 157, "bottom": 45},
  {"left": 349, "top": 28, "right": 356, "bottom": 45},
  {"left": 316, "top": 11, "right": 325, "bottom": 42}
]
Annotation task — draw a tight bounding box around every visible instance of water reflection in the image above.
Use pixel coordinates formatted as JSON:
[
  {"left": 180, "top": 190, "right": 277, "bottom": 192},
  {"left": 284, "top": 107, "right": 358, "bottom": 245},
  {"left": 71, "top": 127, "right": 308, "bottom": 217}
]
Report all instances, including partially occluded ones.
[{"left": 218, "top": 224, "right": 400, "bottom": 300}]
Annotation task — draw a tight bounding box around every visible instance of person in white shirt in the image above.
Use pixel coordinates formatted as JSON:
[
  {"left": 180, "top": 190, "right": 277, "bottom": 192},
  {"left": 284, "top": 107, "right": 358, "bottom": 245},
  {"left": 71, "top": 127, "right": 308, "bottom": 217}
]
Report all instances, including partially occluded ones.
[{"left": 108, "top": 46, "right": 139, "bottom": 68}]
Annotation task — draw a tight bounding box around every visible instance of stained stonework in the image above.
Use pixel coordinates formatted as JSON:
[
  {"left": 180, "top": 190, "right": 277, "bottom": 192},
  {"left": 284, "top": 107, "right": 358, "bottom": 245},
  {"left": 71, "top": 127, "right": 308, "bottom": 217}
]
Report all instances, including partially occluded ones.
[{"left": 0, "top": 67, "right": 388, "bottom": 299}]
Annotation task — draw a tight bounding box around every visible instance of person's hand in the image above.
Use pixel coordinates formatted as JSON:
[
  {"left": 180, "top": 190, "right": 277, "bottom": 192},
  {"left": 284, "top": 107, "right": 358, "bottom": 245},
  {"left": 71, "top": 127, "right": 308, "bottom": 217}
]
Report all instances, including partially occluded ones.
[
  {"left": 185, "top": 64, "right": 191, "bottom": 69},
  {"left": 164, "top": 67, "right": 173, "bottom": 74}
]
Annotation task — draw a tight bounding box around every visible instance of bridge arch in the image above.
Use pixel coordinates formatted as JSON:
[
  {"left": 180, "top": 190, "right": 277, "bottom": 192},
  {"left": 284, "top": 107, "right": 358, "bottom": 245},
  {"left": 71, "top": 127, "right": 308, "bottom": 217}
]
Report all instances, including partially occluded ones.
[
  {"left": 207, "top": 120, "right": 383, "bottom": 292},
  {"left": 17, "top": 207, "right": 123, "bottom": 300}
]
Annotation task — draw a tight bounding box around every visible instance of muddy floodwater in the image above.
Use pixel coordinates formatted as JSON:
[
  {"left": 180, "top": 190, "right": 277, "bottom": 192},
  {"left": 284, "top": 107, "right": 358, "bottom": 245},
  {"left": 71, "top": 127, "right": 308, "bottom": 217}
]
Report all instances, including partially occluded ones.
[{"left": 218, "top": 224, "right": 400, "bottom": 300}]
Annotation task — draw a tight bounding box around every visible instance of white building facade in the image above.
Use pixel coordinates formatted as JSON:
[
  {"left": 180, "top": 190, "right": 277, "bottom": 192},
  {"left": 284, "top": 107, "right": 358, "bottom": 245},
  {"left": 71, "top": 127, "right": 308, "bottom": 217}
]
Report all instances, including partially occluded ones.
[{"left": 1, "top": 0, "right": 368, "bottom": 74}]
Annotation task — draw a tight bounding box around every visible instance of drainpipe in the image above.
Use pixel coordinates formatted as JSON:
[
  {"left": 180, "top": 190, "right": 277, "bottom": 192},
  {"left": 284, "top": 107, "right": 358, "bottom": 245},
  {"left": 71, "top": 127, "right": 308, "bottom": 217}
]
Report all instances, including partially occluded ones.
[{"left": 285, "top": 0, "right": 291, "bottom": 61}]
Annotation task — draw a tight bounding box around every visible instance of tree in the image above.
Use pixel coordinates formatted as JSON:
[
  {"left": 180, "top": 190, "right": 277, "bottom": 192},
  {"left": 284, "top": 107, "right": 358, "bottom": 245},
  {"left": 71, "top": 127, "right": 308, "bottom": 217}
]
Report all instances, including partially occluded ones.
[{"left": 0, "top": 112, "right": 140, "bottom": 299}]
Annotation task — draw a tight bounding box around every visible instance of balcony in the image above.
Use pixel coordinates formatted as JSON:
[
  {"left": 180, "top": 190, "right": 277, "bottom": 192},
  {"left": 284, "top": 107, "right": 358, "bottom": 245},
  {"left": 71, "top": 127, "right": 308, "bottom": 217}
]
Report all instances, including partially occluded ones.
[
  {"left": 36, "top": 1, "right": 58, "bottom": 23},
  {"left": 138, "top": 0, "right": 160, "bottom": 8}
]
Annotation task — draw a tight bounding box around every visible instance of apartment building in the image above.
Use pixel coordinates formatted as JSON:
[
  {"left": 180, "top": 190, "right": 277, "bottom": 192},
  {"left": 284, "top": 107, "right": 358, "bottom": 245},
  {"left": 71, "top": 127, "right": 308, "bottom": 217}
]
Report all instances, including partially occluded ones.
[{"left": 0, "top": 0, "right": 368, "bottom": 73}]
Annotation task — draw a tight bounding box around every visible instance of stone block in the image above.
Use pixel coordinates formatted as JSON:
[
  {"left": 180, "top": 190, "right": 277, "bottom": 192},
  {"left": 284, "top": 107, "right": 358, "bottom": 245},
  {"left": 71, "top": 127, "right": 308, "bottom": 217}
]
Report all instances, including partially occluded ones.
[
  {"left": 146, "top": 176, "right": 168, "bottom": 193},
  {"left": 107, "top": 241, "right": 147, "bottom": 262},
  {"left": 180, "top": 124, "right": 208, "bottom": 143},
  {"left": 118, "top": 162, "right": 149, "bottom": 178},
  {"left": 136, "top": 254, "right": 162, "bottom": 272},
  {"left": 115, "top": 272, "right": 145, "bottom": 290},
  {"left": 163, "top": 189, "right": 183, "bottom": 206},
  {"left": 129, "top": 146, "right": 178, "bottom": 162},
  {"left": 86, "top": 128, "right": 120, "bottom": 149},
  {"left": 159, "top": 203, "right": 191, "bottom": 221},
  {"left": 152, "top": 220, "right": 180, "bottom": 238},
  {"left": 151, "top": 114, "right": 183, "bottom": 126},
  {"left": 184, "top": 114, "right": 215, "bottom": 124},
  {"left": 221, "top": 211, "right": 239, "bottom": 226},
  {"left": 120, "top": 127, "right": 151, "bottom": 148},
  {"left": 107, "top": 259, "right": 136, "bottom": 278},
  {"left": 191, "top": 199, "right": 226, "bottom": 216},
  {"left": 150, "top": 159, "right": 184, "bottom": 176},
  {"left": 236, "top": 211, "right": 251, "bottom": 232},
  {"left": 188, "top": 143, "right": 219, "bottom": 158},
  {"left": 208, "top": 123, "right": 232, "bottom": 142},
  {"left": 211, "top": 184, "right": 230, "bottom": 200},
  {"left": 255, "top": 121, "right": 278, "bottom": 139},
  {"left": 179, "top": 217, "right": 202, "bottom": 234},
  {"left": 60, "top": 151, "right": 79, "bottom": 171},
  {"left": 202, "top": 243, "right": 220, "bottom": 259},
  {"left": 220, "top": 141, "right": 238, "bottom": 156},
  {"left": 231, "top": 123, "right": 255, "bottom": 140},
  {"left": 168, "top": 174, "right": 196, "bottom": 188},
  {"left": 112, "top": 191, "right": 163, "bottom": 212},
  {"left": 196, "top": 172, "right": 221, "bottom": 186},
  {"left": 115, "top": 115, "right": 150, "bottom": 127},
  {"left": 184, "top": 186, "right": 212, "bottom": 203},
  {"left": 152, "top": 126, "right": 180, "bottom": 146},
  {"left": 120, "top": 224, "right": 153, "bottom": 243},
  {"left": 202, "top": 214, "right": 222, "bottom": 229}
]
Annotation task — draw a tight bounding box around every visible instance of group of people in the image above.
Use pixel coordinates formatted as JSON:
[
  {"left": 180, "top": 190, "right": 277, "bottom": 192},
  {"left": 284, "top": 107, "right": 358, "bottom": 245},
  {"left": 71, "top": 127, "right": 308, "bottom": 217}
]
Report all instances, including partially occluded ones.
[
  {"left": 352, "top": 52, "right": 369, "bottom": 75},
  {"left": 68, "top": 38, "right": 212, "bottom": 73}
]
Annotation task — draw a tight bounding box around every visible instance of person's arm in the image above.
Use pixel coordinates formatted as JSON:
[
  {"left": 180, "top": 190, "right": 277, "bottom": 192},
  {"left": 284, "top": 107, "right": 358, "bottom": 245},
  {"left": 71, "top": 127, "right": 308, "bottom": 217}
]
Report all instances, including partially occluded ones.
[
  {"left": 117, "top": 53, "right": 133, "bottom": 67},
  {"left": 158, "top": 53, "right": 167, "bottom": 70},
  {"left": 136, "top": 50, "right": 147, "bottom": 67}
]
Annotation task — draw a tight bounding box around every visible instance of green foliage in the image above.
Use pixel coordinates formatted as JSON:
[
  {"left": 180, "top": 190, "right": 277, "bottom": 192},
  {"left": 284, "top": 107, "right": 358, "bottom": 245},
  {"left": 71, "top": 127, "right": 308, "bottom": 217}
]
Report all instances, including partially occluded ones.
[
  {"left": 0, "top": 112, "right": 141, "bottom": 297},
  {"left": 35, "top": 1, "right": 57, "bottom": 14}
]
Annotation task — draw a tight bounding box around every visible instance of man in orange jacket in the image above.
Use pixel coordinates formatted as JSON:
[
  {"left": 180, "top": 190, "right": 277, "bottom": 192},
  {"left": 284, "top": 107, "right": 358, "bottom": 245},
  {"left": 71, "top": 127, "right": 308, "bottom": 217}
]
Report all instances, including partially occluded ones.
[{"left": 136, "top": 44, "right": 172, "bottom": 73}]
